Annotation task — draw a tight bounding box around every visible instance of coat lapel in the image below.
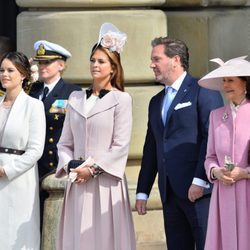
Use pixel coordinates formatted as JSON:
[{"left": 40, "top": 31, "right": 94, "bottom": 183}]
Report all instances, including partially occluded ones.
[
  {"left": 68, "top": 90, "right": 86, "bottom": 118},
  {"left": 1, "top": 90, "right": 27, "bottom": 145},
  {"left": 87, "top": 91, "right": 118, "bottom": 118},
  {"left": 69, "top": 90, "right": 119, "bottom": 119}
]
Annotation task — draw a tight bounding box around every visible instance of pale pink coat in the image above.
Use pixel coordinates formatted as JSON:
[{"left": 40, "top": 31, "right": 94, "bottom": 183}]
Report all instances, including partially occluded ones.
[
  {"left": 205, "top": 101, "right": 250, "bottom": 250},
  {"left": 55, "top": 90, "right": 136, "bottom": 250}
]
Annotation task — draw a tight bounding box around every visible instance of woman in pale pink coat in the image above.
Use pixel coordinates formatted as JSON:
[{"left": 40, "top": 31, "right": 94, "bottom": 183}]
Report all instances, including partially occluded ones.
[
  {"left": 55, "top": 23, "right": 136, "bottom": 250},
  {"left": 198, "top": 56, "right": 250, "bottom": 250}
]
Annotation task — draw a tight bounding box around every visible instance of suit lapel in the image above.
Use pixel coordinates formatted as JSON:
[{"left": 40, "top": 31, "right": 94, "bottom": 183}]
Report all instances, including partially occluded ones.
[
  {"left": 155, "top": 89, "right": 165, "bottom": 129},
  {"left": 43, "top": 79, "right": 64, "bottom": 112},
  {"left": 165, "top": 75, "right": 192, "bottom": 125}
]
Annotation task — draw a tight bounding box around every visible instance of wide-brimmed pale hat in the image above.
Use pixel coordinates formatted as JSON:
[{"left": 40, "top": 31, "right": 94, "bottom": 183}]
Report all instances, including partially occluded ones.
[
  {"left": 198, "top": 56, "right": 250, "bottom": 90},
  {"left": 33, "top": 40, "right": 71, "bottom": 61}
]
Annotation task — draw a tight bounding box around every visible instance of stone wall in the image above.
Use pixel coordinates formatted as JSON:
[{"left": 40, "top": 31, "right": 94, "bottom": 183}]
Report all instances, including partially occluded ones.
[{"left": 15, "top": 0, "right": 250, "bottom": 249}]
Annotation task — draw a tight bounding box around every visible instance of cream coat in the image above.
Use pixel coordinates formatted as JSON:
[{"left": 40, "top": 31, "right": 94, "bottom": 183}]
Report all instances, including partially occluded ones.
[
  {"left": 56, "top": 90, "right": 136, "bottom": 250},
  {"left": 0, "top": 90, "right": 46, "bottom": 250}
]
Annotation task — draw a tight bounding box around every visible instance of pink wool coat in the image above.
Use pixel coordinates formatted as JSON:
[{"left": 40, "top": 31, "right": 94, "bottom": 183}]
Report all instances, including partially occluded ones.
[
  {"left": 205, "top": 101, "right": 250, "bottom": 250},
  {"left": 55, "top": 90, "right": 136, "bottom": 250}
]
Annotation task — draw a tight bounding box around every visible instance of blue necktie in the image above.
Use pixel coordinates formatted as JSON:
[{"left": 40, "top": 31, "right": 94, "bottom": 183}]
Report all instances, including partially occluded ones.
[{"left": 161, "top": 86, "right": 175, "bottom": 125}]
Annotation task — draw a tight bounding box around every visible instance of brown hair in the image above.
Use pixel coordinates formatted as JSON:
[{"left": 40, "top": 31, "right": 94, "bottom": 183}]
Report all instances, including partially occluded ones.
[
  {"left": 0, "top": 51, "right": 31, "bottom": 88},
  {"left": 90, "top": 44, "right": 124, "bottom": 91},
  {"left": 151, "top": 37, "right": 189, "bottom": 71}
]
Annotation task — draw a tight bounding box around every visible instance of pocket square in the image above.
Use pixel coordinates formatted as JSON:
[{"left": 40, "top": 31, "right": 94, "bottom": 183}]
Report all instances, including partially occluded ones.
[{"left": 174, "top": 101, "right": 192, "bottom": 110}]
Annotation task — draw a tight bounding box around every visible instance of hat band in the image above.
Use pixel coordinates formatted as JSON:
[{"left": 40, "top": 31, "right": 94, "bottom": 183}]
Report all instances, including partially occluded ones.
[
  {"left": 34, "top": 55, "right": 67, "bottom": 61},
  {"left": 34, "top": 50, "right": 67, "bottom": 61}
]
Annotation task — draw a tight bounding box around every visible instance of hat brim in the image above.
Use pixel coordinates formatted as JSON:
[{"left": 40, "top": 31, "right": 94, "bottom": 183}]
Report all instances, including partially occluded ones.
[
  {"left": 33, "top": 55, "right": 65, "bottom": 61},
  {"left": 198, "top": 64, "right": 250, "bottom": 91}
]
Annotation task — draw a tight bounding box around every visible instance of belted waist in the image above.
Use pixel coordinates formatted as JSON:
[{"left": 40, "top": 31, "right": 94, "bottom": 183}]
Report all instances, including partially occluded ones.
[{"left": 0, "top": 147, "right": 25, "bottom": 155}]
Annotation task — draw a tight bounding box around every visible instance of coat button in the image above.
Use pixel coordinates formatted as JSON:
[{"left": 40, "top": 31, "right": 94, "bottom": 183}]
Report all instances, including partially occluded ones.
[
  {"left": 49, "top": 126, "right": 53, "bottom": 131},
  {"left": 49, "top": 162, "right": 54, "bottom": 167},
  {"left": 49, "top": 138, "right": 54, "bottom": 143},
  {"left": 48, "top": 150, "right": 53, "bottom": 155}
]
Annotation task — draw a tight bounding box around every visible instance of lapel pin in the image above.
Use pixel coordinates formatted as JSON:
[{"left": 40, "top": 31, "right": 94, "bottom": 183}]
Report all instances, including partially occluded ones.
[{"left": 222, "top": 112, "right": 229, "bottom": 121}]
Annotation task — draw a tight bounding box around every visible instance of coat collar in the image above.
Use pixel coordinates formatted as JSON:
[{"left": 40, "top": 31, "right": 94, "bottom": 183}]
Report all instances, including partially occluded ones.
[
  {"left": 69, "top": 89, "right": 118, "bottom": 118},
  {"left": 0, "top": 89, "right": 27, "bottom": 106}
]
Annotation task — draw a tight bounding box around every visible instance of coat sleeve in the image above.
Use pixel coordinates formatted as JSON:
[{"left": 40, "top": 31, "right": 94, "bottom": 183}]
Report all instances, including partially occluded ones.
[
  {"left": 93, "top": 93, "right": 133, "bottom": 180},
  {"left": 3, "top": 101, "right": 46, "bottom": 180},
  {"left": 55, "top": 104, "right": 75, "bottom": 178},
  {"left": 195, "top": 87, "right": 223, "bottom": 181},
  {"left": 205, "top": 111, "right": 220, "bottom": 183},
  {"left": 136, "top": 98, "right": 158, "bottom": 196}
]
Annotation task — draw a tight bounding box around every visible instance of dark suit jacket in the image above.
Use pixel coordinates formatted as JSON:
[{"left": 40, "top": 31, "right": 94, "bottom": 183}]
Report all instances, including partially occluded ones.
[
  {"left": 136, "top": 74, "right": 223, "bottom": 202},
  {"left": 29, "top": 78, "right": 81, "bottom": 180}
]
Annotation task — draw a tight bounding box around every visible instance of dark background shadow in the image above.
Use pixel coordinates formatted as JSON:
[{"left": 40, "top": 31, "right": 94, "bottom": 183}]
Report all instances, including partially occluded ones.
[{"left": 0, "top": 0, "right": 21, "bottom": 49}]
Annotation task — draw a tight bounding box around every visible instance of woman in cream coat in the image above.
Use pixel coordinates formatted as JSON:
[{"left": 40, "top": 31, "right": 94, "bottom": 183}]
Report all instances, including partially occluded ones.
[
  {"left": 56, "top": 23, "right": 136, "bottom": 250},
  {"left": 0, "top": 52, "right": 46, "bottom": 250}
]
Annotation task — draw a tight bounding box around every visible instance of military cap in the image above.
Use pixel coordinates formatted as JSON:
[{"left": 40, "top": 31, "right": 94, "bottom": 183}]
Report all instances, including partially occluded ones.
[{"left": 33, "top": 40, "right": 72, "bottom": 61}]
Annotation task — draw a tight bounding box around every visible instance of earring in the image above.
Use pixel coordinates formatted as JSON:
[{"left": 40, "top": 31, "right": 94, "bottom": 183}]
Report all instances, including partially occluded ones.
[{"left": 245, "top": 89, "right": 247, "bottom": 95}]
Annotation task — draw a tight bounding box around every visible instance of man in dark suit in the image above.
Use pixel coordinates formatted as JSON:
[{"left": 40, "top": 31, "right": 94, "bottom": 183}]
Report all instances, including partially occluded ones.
[
  {"left": 135, "top": 37, "right": 223, "bottom": 250},
  {"left": 29, "top": 40, "right": 81, "bottom": 229}
]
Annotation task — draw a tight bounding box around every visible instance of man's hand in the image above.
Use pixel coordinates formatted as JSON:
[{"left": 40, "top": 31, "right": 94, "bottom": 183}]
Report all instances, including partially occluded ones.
[
  {"left": 135, "top": 199, "right": 147, "bottom": 215},
  {"left": 188, "top": 184, "right": 204, "bottom": 202}
]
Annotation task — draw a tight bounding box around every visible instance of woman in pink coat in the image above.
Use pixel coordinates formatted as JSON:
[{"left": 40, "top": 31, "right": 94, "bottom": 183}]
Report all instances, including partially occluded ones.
[
  {"left": 55, "top": 23, "right": 136, "bottom": 250},
  {"left": 198, "top": 56, "right": 250, "bottom": 250}
]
